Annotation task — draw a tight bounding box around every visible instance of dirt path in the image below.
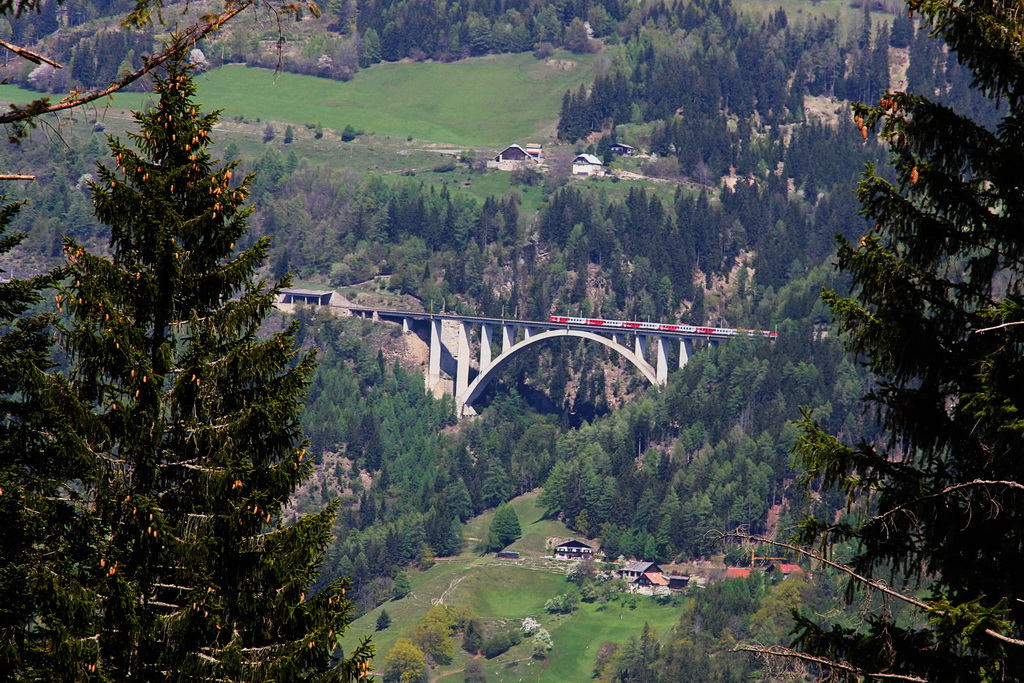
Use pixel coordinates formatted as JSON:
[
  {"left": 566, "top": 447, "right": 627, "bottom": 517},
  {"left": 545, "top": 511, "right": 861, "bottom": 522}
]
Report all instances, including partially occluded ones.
[{"left": 432, "top": 574, "right": 467, "bottom": 605}]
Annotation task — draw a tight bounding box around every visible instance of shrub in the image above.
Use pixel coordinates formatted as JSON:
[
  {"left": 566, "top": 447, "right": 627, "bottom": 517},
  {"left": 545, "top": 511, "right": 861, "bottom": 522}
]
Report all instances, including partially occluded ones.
[
  {"left": 531, "top": 629, "right": 553, "bottom": 659},
  {"left": 544, "top": 591, "right": 580, "bottom": 614},
  {"left": 464, "top": 659, "right": 486, "bottom": 683},
  {"left": 482, "top": 632, "right": 511, "bottom": 659}
]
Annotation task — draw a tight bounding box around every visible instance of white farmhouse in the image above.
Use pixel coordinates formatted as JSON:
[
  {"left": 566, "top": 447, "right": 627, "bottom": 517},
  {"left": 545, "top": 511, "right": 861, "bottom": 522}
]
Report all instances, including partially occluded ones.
[{"left": 572, "top": 153, "right": 604, "bottom": 176}]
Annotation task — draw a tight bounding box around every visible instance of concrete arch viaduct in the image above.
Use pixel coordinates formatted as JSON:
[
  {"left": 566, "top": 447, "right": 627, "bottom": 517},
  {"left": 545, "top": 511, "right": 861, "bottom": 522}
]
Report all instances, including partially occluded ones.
[{"left": 275, "top": 289, "right": 763, "bottom": 418}]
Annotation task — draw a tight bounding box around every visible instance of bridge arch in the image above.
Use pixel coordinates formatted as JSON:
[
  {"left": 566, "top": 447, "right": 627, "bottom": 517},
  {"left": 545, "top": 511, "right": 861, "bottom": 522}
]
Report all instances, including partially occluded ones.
[{"left": 459, "top": 328, "right": 658, "bottom": 414}]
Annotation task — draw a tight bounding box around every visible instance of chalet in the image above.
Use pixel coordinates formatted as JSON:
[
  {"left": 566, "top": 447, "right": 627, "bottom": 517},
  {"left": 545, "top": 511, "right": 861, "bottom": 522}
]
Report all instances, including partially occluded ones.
[
  {"left": 487, "top": 144, "right": 542, "bottom": 171},
  {"left": 608, "top": 142, "right": 636, "bottom": 156},
  {"left": 572, "top": 153, "right": 604, "bottom": 176},
  {"left": 278, "top": 288, "right": 336, "bottom": 306},
  {"left": 635, "top": 572, "right": 668, "bottom": 588},
  {"left": 554, "top": 540, "right": 595, "bottom": 560},
  {"left": 776, "top": 563, "right": 804, "bottom": 578},
  {"left": 619, "top": 561, "right": 661, "bottom": 581},
  {"left": 630, "top": 571, "right": 670, "bottom": 594},
  {"left": 725, "top": 567, "right": 752, "bottom": 580}
]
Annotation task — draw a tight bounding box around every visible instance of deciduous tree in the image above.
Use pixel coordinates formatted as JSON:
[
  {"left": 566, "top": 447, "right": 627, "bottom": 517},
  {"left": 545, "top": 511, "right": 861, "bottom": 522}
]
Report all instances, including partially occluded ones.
[{"left": 384, "top": 638, "right": 425, "bottom": 683}]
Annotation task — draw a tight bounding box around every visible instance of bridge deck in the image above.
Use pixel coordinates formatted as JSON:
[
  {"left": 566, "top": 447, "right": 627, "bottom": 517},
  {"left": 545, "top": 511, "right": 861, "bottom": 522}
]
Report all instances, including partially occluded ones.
[{"left": 346, "top": 307, "right": 752, "bottom": 341}]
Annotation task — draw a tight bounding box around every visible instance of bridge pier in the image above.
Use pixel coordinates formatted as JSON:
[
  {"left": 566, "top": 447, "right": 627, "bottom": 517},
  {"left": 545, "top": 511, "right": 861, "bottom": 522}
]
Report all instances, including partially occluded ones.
[
  {"left": 656, "top": 337, "right": 669, "bottom": 384},
  {"left": 456, "top": 321, "right": 471, "bottom": 399},
  {"left": 679, "top": 339, "right": 693, "bottom": 368},
  {"left": 428, "top": 318, "right": 442, "bottom": 394},
  {"left": 480, "top": 324, "right": 494, "bottom": 373}
]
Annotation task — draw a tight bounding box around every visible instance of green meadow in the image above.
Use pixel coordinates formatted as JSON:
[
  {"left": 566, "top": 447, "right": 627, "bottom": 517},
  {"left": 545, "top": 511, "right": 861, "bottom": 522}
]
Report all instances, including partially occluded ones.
[
  {"left": 340, "top": 490, "right": 684, "bottom": 682},
  {"left": 0, "top": 50, "right": 598, "bottom": 147}
]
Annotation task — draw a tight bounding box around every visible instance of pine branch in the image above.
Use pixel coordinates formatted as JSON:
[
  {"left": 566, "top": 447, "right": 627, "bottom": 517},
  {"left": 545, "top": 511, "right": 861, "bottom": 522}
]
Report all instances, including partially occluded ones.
[
  {"left": 735, "top": 644, "right": 928, "bottom": 682},
  {"left": 0, "top": 38, "right": 62, "bottom": 67},
  {"left": 985, "top": 630, "right": 1024, "bottom": 646},
  {"left": 974, "top": 321, "right": 1024, "bottom": 333},
  {"left": 724, "top": 532, "right": 1024, "bottom": 647},
  {"left": 867, "top": 479, "right": 1024, "bottom": 527},
  {"left": 0, "top": 0, "right": 254, "bottom": 125}
]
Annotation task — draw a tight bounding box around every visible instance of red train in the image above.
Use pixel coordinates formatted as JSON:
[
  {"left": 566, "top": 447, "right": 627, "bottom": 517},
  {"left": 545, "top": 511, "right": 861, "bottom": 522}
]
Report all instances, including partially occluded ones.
[{"left": 549, "top": 316, "right": 778, "bottom": 339}]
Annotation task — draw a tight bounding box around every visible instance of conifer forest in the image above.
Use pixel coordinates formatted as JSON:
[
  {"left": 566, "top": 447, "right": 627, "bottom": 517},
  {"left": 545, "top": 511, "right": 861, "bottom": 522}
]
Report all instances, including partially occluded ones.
[{"left": 2, "top": 0, "right": 1023, "bottom": 680}]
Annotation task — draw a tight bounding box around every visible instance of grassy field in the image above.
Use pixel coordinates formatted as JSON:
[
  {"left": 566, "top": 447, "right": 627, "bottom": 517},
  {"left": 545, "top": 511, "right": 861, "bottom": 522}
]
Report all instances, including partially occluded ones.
[
  {"left": 461, "top": 488, "right": 596, "bottom": 557},
  {"left": 447, "top": 565, "right": 569, "bottom": 618},
  {"left": 539, "top": 600, "right": 682, "bottom": 681},
  {"left": 339, "top": 489, "right": 684, "bottom": 682},
  {"left": 0, "top": 50, "right": 598, "bottom": 147},
  {"left": 736, "top": 0, "right": 896, "bottom": 34}
]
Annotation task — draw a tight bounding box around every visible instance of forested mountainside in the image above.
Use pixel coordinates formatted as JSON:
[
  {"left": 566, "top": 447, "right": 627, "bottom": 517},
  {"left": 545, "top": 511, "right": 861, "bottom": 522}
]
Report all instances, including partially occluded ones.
[
  {"left": 0, "top": 0, "right": 1006, "bottom": 677},
  {"left": 292, "top": 291, "right": 867, "bottom": 595},
  {"left": 1, "top": 0, "right": 994, "bottom": 567}
]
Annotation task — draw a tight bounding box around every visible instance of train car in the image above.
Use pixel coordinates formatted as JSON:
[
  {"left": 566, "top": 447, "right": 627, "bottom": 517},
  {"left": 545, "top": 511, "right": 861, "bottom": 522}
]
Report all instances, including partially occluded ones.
[{"left": 550, "top": 316, "right": 778, "bottom": 340}]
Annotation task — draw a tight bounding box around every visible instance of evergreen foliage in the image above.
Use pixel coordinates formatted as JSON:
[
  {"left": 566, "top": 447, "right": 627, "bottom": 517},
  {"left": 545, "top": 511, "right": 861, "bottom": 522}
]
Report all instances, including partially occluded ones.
[
  {"left": 791, "top": 0, "right": 1024, "bottom": 679},
  {"left": 481, "top": 632, "right": 511, "bottom": 659},
  {"left": 2, "top": 1, "right": 997, "bottom": 652},
  {"left": 391, "top": 571, "right": 412, "bottom": 599},
  {"left": 462, "top": 618, "right": 483, "bottom": 655},
  {"left": 376, "top": 609, "right": 391, "bottom": 631},
  {"left": 484, "top": 502, "right": 521, "bottom": 551},
  {"left": 0, "top": 200, "right": 98, "bottom": 679},
  {"left": 56, "top": 51, "right": 372, "bottom": 681}
]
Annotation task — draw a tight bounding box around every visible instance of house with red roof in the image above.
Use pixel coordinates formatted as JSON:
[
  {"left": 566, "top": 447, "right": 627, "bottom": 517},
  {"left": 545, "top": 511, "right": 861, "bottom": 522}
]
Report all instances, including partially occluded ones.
[{"left": 725, "top": 567, "right": 752, "bottom": 579}]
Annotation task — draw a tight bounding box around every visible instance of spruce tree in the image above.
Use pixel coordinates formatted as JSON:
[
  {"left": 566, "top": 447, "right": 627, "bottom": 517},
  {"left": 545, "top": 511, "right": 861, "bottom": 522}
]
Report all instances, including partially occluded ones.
[
  {"left": 375, "top": 609, "right": 391, "bottom": 632},
  {"left": 61, "top": 50, "right": 372, "bottom": 681},
  {"left": 786, "top": 1, "right": 1024, "bottom": 679},
  {"left": 485, "top": 502, "right": 521, "bottom": 551},
  {"left": 0, "top": 201, "right": 98, "bottom": 679}
]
